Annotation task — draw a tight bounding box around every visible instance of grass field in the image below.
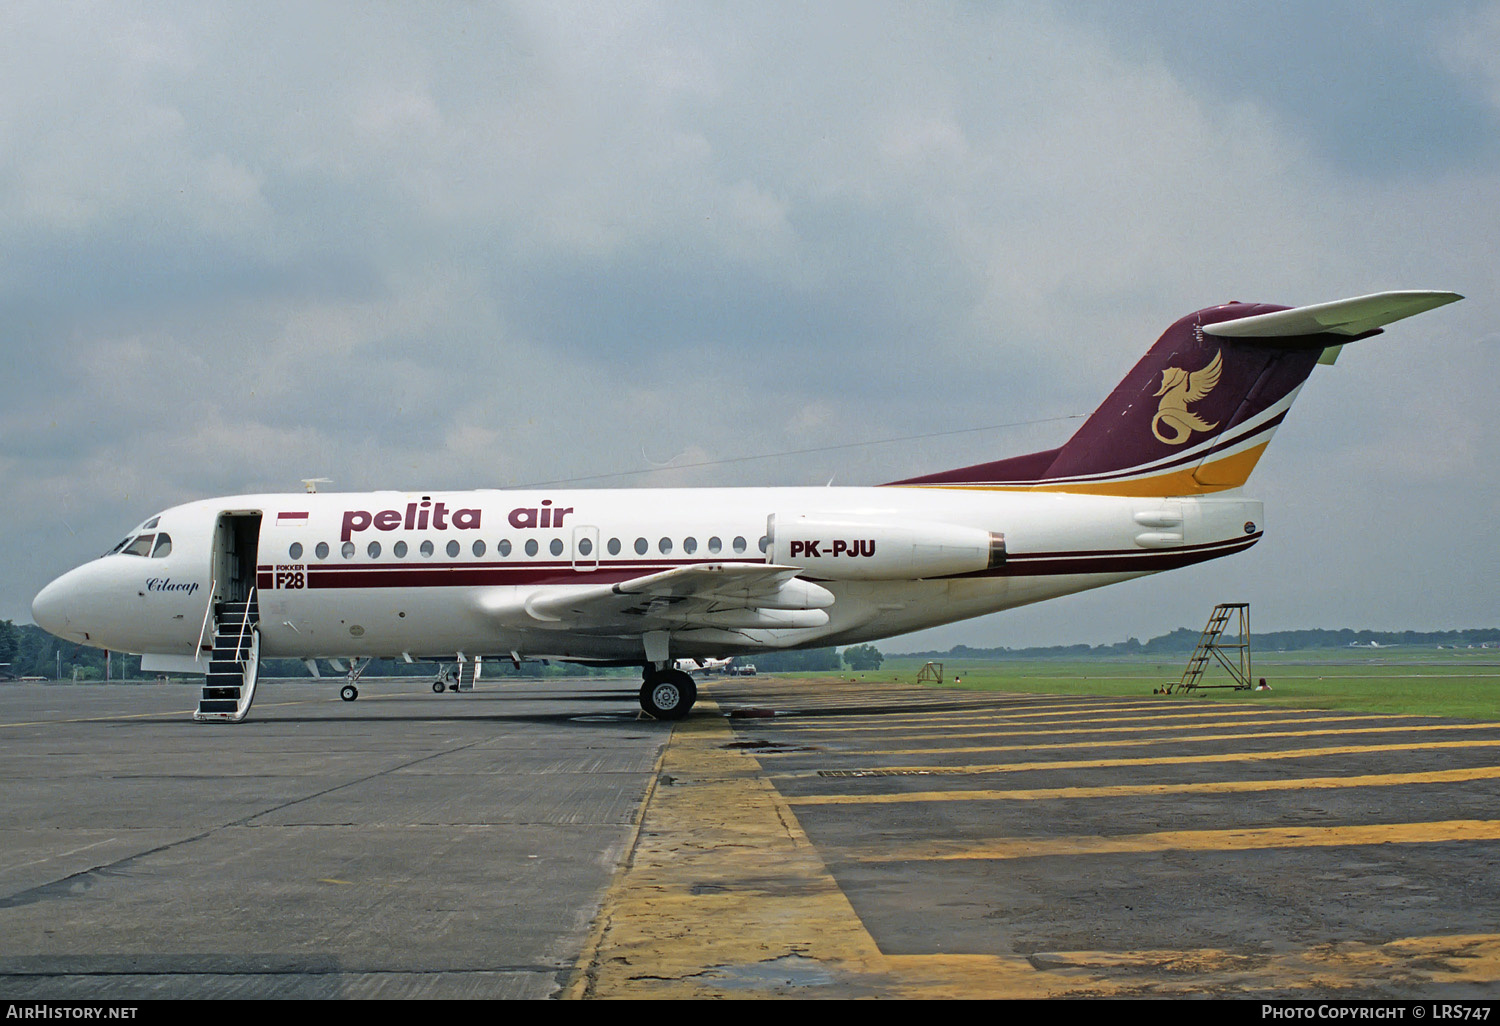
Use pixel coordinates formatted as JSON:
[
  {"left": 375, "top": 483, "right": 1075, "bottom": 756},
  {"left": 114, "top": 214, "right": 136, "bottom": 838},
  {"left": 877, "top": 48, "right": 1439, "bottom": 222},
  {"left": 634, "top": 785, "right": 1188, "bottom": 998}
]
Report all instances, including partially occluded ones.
[{"left": 855, "top": 650, "right": 1500, "bottom": 720}]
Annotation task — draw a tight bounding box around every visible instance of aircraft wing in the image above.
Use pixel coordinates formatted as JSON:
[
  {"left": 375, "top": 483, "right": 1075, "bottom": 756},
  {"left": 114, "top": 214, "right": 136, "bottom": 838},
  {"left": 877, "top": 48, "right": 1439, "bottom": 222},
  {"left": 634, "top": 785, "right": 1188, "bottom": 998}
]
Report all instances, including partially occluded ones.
[{"left": 481, "top": 562, "right": 836, "bottom": 633}]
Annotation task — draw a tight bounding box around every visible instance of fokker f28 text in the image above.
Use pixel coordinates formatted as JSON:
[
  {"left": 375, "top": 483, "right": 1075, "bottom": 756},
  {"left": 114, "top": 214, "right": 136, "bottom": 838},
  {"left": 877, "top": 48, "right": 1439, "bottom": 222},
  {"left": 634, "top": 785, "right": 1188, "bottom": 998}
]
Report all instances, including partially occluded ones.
[{"left": 32, "top": 290, "right": 1462, "bottom": 721}]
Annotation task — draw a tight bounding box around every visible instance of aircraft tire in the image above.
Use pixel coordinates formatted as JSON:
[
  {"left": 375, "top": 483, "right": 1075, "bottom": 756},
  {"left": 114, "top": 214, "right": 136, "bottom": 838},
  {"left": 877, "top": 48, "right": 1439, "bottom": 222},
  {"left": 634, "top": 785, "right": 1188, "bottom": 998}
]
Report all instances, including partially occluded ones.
[
  {"left": 640, "top": 670, "right": 696, "bottom": 720},
  {"left": 340, "top": 684, "right": 359, "bottom": 702},
  {"left": 433, "top": 680, "right": 446, "bottom": 693}
]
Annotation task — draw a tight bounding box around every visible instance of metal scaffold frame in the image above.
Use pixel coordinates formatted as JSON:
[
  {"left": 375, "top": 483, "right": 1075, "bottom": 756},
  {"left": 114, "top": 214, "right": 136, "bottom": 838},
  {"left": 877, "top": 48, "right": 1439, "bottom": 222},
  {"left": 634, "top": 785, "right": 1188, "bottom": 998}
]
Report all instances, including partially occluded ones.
[{"left": 1165, "top": 603, "right": 1253, "bottom": 694}]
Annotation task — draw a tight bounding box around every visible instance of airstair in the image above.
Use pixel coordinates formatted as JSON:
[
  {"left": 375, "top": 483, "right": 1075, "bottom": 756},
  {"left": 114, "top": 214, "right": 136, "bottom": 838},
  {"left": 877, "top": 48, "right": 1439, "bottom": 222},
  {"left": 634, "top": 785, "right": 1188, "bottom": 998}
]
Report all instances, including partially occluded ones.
[
  {"left": 193, "top": 591, "right": 261, "bottom": 722},
  {"left": 461, "top": 657, "right": 482, "bottom": 690},
  {"left": 434, "top": 657, "right": 482, "bottom": 693},
  {"left": 1165, "top": 602, "right": 1253, "bottom": 694}
]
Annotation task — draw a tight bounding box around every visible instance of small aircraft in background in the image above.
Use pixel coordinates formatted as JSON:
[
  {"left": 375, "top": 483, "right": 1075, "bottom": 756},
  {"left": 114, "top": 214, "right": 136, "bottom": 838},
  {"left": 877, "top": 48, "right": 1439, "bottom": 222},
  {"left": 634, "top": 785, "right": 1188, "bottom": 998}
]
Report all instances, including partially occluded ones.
[{"left": 675, "top": 657, "right": 734, "bottom": 675}]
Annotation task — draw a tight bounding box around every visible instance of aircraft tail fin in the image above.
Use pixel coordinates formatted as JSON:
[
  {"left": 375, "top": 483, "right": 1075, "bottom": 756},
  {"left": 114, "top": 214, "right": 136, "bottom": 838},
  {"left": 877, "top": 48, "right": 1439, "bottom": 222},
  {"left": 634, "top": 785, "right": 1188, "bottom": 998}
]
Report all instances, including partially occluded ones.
[{"left": 893, "top": 291, "right": 1461, "bottom": 496}]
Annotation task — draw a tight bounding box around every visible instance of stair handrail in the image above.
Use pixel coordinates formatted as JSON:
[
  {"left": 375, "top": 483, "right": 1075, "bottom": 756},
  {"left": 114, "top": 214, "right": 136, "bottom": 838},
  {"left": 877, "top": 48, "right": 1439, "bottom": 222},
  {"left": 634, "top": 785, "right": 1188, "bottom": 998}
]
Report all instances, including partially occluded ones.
[
  {"left": 234, "top": 587, "right": 256, "bottom": 657},
  {"left": 194, "top": 579, "right": 218, "bottom": 663},
  {"left": 235, "top": 626, "right": 261, "bottom": 720},
  {"left": 232, "top": 587, "right": 260, "bottom": 721}
]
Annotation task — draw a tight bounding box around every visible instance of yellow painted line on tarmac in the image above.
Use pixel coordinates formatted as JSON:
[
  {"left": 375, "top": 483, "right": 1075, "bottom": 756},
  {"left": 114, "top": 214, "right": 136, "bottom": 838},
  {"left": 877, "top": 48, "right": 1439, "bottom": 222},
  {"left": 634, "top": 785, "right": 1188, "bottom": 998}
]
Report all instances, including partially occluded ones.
[
  {"left": 567, "top": 701, "right": 1153, "bottom": 998},
  {"left": 0, "top": 710, "right": 196, "bottom": 727},
  {"left": 986, "top": 934, "right": 1500, "bottom": 995},
  {"left": 794, "top": 698, "right": 1238, "bottom": 720},
  {"left": 565, "top": 702, "right": 1500, "bottom": 997},
  {"left": 773, "top": 705, "right": 1364, "bottom": 733},
  {"left": 0, "top": 698, "right": 318, "bottom": 728},
  {"left": 565, "top": 701, "right": 891, "bottom": 999},
  {"left": 564, "top": 701, "right": 1151, "bottom": 998},
  {"left": 754, "top": 712, "right": 1414, "bottom": 742},
  {"left": 848, "top": 819, "right": 1500, "bottom": 864},
  {"left": 766, "top": 720, "right": 1500, "bottom": 759},
  {"left": 773, "top": 737, "right": 1500, "bottom": 779},
  {"left": 787, "top": 764, "right": 1500, "bottom": 806}
]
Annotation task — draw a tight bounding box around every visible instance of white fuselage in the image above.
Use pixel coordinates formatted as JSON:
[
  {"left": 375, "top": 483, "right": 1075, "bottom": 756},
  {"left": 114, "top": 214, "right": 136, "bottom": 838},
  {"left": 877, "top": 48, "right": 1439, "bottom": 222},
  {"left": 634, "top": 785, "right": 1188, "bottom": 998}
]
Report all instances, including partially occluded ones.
[{"left": 32, "top": 485, "right": 1263, "bottom": 666}]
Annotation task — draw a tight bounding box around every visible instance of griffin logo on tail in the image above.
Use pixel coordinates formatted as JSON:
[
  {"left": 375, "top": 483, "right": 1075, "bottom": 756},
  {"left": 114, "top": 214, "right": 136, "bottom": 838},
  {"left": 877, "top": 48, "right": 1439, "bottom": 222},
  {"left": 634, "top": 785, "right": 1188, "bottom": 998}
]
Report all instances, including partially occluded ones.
[{"left": 1152, "top": 350, "right": 1223, "bottom": 444}]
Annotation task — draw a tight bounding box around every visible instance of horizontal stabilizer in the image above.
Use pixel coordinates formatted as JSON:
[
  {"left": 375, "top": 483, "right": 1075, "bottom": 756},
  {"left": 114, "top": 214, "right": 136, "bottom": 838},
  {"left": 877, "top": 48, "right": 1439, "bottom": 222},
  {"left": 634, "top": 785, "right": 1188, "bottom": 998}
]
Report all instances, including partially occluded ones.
[
  {"left": 893, "top": 287, "right": 1461, "bottom": 495},
  {"left": 1203, "top": 290, "right": 1462, "bottom": 341}
]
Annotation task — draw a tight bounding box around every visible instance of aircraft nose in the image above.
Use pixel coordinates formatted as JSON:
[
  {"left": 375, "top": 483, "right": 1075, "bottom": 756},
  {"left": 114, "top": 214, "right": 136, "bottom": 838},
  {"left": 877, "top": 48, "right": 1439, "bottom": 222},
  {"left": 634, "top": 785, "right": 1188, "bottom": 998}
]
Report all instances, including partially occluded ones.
[{"left": 32, "top": 572, "right": 77, "bottom": 637}]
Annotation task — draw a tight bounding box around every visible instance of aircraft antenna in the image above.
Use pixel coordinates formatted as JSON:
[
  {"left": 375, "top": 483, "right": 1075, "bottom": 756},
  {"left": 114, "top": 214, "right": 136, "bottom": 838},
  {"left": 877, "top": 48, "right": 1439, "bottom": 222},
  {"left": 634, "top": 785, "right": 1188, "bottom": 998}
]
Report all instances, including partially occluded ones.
[{"left": 510, "top": 413, "right": 1085, "bottom": 489}]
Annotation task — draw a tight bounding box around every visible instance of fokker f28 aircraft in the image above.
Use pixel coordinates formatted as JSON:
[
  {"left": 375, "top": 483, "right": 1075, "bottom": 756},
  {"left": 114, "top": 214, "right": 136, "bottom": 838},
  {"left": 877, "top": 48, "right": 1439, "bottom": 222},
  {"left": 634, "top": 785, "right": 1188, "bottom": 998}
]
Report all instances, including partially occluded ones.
[{"left": 32, "top": 290, "right": 1461, "bottom": 722}]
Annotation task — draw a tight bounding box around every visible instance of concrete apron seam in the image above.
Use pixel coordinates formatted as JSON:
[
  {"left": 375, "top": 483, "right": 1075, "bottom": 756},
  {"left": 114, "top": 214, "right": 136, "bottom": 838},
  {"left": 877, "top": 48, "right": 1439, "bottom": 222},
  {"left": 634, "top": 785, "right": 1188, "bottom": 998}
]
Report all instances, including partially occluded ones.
[
  {"left": 562, "top": 721, "right": 671, "bottom": 1000},
  {"left": 560, "top": 698, "right": 1111, "bottom": 998},
  {"left": 561, "top": 698, "right": 1500, "bottom": 998}
]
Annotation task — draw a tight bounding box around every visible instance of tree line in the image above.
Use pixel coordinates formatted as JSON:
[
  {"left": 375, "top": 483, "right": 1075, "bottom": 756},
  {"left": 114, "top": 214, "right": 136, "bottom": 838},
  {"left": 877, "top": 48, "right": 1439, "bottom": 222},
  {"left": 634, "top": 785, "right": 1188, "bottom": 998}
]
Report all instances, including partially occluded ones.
[
  {"left": 897, "top": 626, "right": 1500, "bottom": 661},
  {"left": 0, "top": 620, "right": 884, "bottom": 679},
  {"left": 11, "top": 611, "right": 1500, "bottom": 682},
  {"left": 749, "top": 644, "right": 883, "bottom": 672}
]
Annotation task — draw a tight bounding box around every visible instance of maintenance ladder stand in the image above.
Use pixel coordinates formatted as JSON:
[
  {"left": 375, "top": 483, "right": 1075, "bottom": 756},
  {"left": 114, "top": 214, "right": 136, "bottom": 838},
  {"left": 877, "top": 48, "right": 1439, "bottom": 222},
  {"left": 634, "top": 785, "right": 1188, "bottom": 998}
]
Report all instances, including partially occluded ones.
[
  {"left": 916, "top": 662, "right": 944, "bottom": 685},
  {"left": 1166, "top": 603, "right": 1253, "bottom": 694}
]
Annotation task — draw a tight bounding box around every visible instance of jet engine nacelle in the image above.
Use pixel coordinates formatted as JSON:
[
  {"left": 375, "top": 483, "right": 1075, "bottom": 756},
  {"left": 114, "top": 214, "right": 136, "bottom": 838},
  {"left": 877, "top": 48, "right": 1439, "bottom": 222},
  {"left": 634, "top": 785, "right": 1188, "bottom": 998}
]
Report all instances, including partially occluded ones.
[{"left": 766, "top": 513, "right": 1004, "bottom": 581}]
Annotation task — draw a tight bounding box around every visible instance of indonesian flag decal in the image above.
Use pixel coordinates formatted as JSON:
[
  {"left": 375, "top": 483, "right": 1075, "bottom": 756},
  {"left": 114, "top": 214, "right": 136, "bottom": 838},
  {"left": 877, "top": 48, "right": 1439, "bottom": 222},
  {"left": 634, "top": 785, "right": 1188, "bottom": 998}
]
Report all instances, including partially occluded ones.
[{"left": 276, "top": 511, "right": 309, "bottom": 527}]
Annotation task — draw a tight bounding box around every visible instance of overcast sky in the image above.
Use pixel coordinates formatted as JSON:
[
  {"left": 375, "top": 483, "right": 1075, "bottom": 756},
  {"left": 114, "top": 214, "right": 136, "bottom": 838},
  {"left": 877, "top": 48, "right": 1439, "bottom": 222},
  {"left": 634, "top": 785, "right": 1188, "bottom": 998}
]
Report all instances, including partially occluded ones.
[{"left": 2, "top": 2, "right": 1495, "bottom": 649}]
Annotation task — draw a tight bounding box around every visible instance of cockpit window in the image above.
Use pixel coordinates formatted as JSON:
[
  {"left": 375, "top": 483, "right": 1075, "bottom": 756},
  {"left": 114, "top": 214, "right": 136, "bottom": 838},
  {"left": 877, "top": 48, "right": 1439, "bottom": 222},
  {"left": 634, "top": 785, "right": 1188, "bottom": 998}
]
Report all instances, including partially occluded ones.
[
  {"left": 110, "top": 514, "right": 165, "bottom": 557},
  {"left": 151, "top": 534, "right": 173, "bottom": 558},
  {"left": 122, "top": 534, "right": 155, "bottom": 557}
]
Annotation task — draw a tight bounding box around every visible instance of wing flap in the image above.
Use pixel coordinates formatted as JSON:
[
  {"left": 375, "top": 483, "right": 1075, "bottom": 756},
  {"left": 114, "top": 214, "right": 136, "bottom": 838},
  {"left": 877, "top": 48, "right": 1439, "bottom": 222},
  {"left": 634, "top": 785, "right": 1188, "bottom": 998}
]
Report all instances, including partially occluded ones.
[{"left": 486, "top": 562, "right": 835, "bottom": 634}]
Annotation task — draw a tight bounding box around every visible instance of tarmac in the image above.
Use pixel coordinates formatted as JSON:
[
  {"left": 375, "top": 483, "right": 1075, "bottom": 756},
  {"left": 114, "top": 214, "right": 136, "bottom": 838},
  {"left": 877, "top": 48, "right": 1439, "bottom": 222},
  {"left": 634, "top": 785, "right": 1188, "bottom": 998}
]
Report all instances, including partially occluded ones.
[{"left": 4, "top": 673, "right": 1500, "bottom": 999}]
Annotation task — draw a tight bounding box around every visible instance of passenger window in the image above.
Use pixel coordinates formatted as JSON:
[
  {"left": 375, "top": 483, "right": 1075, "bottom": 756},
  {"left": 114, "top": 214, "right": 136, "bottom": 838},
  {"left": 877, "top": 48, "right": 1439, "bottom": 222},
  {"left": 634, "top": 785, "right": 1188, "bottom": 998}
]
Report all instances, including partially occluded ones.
[
  {"left": 342, "top": 541, "right": 356, "bottom": 559},
  {"left": 550, "top": 538, "right": 564, "bottom": 556},
  {"left": 759, "top": 536, "right": 769, "bottom": 553},
  {"left": 708, "top": 536, "right": 722, "bottom": 554},
  {"left": 394, "top": 541, "right": 408, "bottom": 558},
  {"left": 578, "top": 537, "right": 593, "bottom": 556},
  {"left": 634, "top": 537, "right": 648, "bottom": 555},
  {"left": 420, "top": 540, "right": 435, "bottom": 557},
  {"left": 683, "top": 537, "right": 697, "bottom": 555},
  {"left": 658, "top": 537, "right": 673, "bottom": 555},
  {"left": 151, "top": 534, "right": 172, "bottom": 558},
  {"left": 289, "top": 542, "right": 304, "bottom": 560},
  {"left": 732, "top": 536, "right": 747, "bottom": 554},
  {"left": 368, "top": 541, "right": 381, "bottom": 558},
  {"left": 498, "top": 539, "right": 512, "bottom": 557},
  {"left": 473, "top": 540, "right": 486, "bottom": 557},
  {"left": 446, "top": 540, "right": 460, "bottom": 558},
  {"left": 315, "top": 542, "right": 330, "bottom": 560},
  {"left": 123, "top": 534, "right": 154, "bottom": 557},
  {"left": 525, "top": 539, "right": 539, "bottom": 557},
  {"left": 607, "top": 537, "right": 621, "bottom": 556}
]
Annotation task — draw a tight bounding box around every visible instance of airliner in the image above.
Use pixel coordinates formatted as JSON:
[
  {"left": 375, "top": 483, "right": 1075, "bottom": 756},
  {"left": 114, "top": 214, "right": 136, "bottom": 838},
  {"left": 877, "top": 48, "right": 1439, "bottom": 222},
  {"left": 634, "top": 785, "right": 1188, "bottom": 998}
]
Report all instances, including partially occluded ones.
[{"left": 31, "top": 290, "right": 1461, "bottom": 723}]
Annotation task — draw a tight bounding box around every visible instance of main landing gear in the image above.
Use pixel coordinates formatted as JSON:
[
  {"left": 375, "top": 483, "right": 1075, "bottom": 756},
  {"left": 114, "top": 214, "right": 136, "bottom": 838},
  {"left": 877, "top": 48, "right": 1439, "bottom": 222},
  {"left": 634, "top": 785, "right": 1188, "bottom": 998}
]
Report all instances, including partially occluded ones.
[
  {"left": 639, "top": 666, "right": 696, "bottom": 720},
  {"left": 432, "top": 664, "right": 461, "bottom": 693}
]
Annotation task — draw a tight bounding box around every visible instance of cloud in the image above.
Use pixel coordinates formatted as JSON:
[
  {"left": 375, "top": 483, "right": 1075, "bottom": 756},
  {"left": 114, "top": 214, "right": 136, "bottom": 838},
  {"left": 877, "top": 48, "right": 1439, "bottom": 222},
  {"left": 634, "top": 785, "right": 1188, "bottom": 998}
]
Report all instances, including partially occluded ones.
[{"left": 4, "top": 2, "right": 1496, "bottom": 648}]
